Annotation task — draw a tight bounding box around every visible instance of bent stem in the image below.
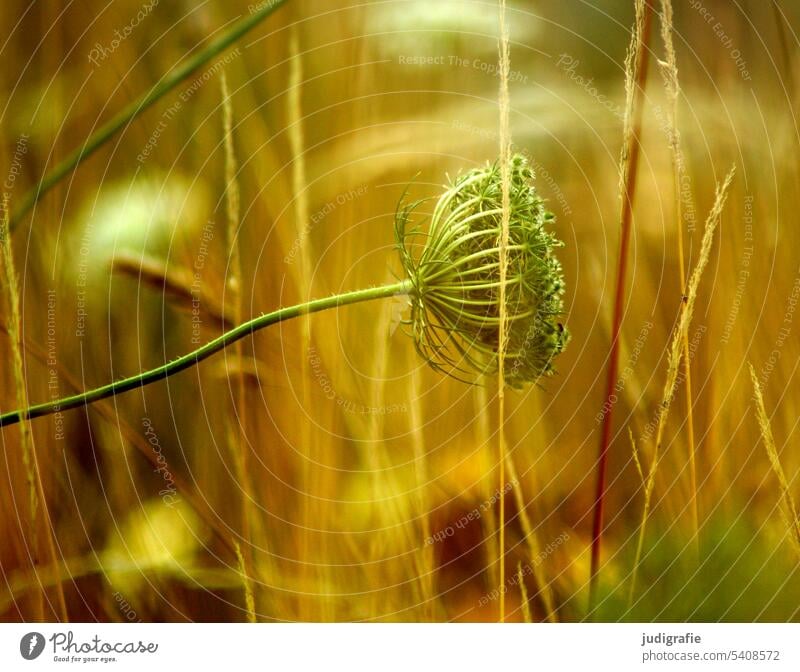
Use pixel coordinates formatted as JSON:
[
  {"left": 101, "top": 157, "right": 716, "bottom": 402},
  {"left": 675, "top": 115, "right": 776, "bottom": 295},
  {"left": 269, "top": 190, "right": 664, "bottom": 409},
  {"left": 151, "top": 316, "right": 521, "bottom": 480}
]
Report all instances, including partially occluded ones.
[{"left": 0, "top": 280, "right": 411, "bottom": 429}]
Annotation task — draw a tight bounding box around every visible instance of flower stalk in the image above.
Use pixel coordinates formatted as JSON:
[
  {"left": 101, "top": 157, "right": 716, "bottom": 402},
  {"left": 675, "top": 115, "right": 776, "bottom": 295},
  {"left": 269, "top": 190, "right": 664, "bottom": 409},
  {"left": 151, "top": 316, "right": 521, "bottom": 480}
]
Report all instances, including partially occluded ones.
[
  {"left": 1, "top": 155, "right": 569, "bottom": 431},
  {"left": 0, "top": 281, "right": 410, "bottom": 428}
]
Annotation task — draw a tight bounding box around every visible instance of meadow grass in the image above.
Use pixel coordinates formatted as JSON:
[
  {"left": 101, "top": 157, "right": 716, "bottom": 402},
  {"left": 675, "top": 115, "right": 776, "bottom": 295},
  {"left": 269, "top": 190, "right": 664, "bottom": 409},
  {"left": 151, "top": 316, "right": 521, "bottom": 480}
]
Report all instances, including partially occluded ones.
[
  {"left": 590, "top": 0, "right": 652, "bottom": 607},
  {"left": 657, "top": 0, "right": 699, "bottom": 552},
  {"left": 750, "top": 364, "right": 800, "bottom": 558},
  {"left": 628, "top": 167, "right": 734, "bottom": 606},
  {"left": 1, "top": 0, "right": 799, "bottom": 624}
]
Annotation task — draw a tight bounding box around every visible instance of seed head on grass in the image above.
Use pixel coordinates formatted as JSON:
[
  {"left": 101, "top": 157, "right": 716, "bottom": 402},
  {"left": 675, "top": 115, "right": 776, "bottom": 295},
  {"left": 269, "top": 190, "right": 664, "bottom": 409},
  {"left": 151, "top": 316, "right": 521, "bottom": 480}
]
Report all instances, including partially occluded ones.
[{"left": 395, "top": 153, "right": 569, "bottom": 387}]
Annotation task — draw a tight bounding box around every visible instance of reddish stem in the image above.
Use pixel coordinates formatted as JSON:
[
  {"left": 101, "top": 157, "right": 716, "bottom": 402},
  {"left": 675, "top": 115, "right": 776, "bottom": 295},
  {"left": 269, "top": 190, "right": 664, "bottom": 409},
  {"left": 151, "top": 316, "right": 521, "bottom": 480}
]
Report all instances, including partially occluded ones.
[{"left": 589, "top": 1, "right": 654, "bottom": 610}]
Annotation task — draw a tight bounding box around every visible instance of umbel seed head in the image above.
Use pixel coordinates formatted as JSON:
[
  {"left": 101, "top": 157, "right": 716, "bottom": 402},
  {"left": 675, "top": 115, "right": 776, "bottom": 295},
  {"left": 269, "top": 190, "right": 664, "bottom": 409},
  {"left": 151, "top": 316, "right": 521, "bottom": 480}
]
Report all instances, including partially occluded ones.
[{"left": 395, "top": 153, "right": 569, "bottom": 388}]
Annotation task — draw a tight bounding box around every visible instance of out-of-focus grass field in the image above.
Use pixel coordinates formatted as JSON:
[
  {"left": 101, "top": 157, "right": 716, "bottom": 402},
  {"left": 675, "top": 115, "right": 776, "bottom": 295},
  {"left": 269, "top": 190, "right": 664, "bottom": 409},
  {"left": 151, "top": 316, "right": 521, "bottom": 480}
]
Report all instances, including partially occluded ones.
[{"left": 1, "top": 0, "right": 799, "bottom": 622}]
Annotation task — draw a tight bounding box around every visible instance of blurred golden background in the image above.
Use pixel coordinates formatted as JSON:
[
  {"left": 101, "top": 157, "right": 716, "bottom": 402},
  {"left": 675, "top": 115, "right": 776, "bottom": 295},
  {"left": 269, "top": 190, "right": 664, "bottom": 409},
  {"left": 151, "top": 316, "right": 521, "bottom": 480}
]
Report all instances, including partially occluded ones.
[{"left": 1, "top": 0, "right": 799, "bottom": 622}]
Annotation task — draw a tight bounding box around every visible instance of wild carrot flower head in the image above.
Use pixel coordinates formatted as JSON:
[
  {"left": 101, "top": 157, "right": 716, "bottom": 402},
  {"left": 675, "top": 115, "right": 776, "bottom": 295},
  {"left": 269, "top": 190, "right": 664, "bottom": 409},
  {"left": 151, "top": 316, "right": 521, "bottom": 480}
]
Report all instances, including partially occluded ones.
[{"left": 395, "top": 153, "right": 569, "bottom": 387}]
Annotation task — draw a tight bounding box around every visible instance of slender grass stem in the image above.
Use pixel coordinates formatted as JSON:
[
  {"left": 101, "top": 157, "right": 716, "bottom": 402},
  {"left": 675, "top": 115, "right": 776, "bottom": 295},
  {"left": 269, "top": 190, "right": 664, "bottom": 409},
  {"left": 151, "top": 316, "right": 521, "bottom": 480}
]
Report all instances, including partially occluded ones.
[
  {"left": 497, "top": 0, "right": 512, "bottom": 624},
  {"left": 750, "top": 363, "right": 800, "bottom": 557},
  {"left": 220, "top": 71, "right": 258, "bottom": 623},
  {"left": 627, "top": 167, "right": 734, "bottom": 607},
  {"left": 0, "top": 280, "right": 411, "bottom": 429},
  {"left": 590, "top": 0, "right": 653, "bottom": 611},
  {"left": 8, "top": 0, "right": 288, "bottom": 232},
  {"left": 286, "top": 23, "right": 318, "bottom": 621},
  {"left": 2, "top": 211, "right": 68, "bottom": 620},
  {"left": 658, "top": 0, "right": 700, "bottom": 558}
]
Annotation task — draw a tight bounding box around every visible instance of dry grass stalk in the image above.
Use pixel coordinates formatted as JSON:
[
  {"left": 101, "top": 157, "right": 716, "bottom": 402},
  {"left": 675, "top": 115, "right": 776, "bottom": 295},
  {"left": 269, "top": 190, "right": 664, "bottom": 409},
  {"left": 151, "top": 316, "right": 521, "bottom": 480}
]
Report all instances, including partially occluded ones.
[
  {"left": 653, "top": 168, "right": 734, "bottom": 453},
  {"left": 0, "top": 222, "right": 36, "bottom": 525},
  {"left": 630, "top": 427, "right": 645, "bottom": 486},
  {"left": 474, "top": 385, "right": 499, "bottom": 593},
  {"left": 658, "top": 0, "right": 700, "bottom": 550},
  {"left": 749, "top": 363, "right": 800, "bottom": 557},
  {"left": 517, "top": 561, "right": 532, "bottom": 623},
  {"left": 504, "top": 452, "right": 557, "bottom": 622},
  {"left": 234, "top": 541, "right": 257, "bottom": 622},
  {"left": 591, "top": 0, "right": 653, "bottom": 607},
  {"left": 221, "top": 70, "right": 257, "bottom": 624},
  {"left": 409, "top": 361, "right": 436, "bottom": 620},
  {"left": 364, "top": 292, "right": 421, "bottom": 617},
  {"left": 286, "top": 25, "right": 321, "bottom": 621},
  {"left": 221, "top": 70, "right": 242, "bottom": 297},
  {"left": 628, "top": 167, "right": 735, "bottom": 606},
  {"left": 628, "top": 435, "right": 657, "bottom": 607},
  {"left": 496, "top": 0, "right": 511, "bottom": 623},
  {"left": 0, "top": 211, "right": 68, "bottom": 621}
]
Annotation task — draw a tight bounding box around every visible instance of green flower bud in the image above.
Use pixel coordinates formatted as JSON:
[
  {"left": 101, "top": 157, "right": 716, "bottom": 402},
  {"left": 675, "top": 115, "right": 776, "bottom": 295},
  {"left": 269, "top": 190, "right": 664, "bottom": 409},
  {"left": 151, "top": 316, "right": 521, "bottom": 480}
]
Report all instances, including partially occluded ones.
[{"left": 396, "top": 153, "right": 569, "bottom": 387}]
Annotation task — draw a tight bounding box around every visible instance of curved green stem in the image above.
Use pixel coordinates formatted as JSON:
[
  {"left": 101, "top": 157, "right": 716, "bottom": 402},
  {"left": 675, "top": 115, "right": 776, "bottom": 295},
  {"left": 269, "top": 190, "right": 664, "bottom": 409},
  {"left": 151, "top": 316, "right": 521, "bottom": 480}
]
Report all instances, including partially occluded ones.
[
  {"left": 8, "top": 0, "right": 288, "bottom": 232},
  {"left": 0, "top": 280, "right": 411, "bottom": 428}
]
